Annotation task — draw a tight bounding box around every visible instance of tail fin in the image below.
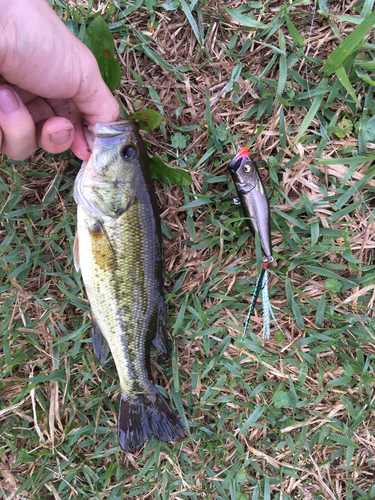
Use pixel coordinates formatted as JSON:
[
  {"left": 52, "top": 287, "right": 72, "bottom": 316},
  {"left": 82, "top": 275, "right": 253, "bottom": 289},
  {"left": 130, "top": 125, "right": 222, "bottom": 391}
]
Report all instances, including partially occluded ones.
[{"left": 117, "top": 384, "right": 185, "bottom": 452}]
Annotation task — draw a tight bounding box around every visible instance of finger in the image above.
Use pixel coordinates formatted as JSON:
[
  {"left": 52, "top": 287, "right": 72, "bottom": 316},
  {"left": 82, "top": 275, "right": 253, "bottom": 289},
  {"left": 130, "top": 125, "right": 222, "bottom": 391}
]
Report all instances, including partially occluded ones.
[
  {"left": 36, "top": 116, "right": 75, "bottom": 155},
  {"left": 47, "top": 98, "right": 91, "bottom": 161},
  {"left": 27, "top": 97, "right": 76, "bottom": 154},
  {"left": 0, "top": 77, "right": 39, "bottom": 105},
  {"left": 64, "top": 41, "right": 120, "bottom": 125},
  {"left": 0, "top": 84, "right": 37, "bottom": 160},
  {"left": 26, "top": 97, "right": 55, "bottom": 123},
  {"left": 71, "top": 63, "right": 120, "bottom": 125},
  {"left": 2, "top": 1, "right": 120, "bottom": 126}
]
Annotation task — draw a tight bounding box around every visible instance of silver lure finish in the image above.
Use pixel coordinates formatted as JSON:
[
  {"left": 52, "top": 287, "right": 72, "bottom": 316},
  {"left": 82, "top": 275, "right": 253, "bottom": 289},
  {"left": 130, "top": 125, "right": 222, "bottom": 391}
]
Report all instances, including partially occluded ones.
[{"left": 228, "top": 148, "right": 273, "bottom": 261}]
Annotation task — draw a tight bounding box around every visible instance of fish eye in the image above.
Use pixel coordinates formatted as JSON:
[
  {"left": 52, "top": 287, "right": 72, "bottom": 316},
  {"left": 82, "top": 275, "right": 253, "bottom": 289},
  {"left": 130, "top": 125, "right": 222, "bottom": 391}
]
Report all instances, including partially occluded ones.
[
  {"left": 121, "top": 144, "right": 138, "bottom": 161},
  {"left": 243, "top": 164, "right": 251, "bottom": 173}
]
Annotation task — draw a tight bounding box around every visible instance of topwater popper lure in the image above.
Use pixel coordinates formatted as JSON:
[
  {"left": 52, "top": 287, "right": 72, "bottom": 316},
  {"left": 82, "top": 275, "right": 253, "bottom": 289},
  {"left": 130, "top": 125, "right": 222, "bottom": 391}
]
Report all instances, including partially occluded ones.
[{"left": 227, "top": 146, "right": 282, "bottom": 340}]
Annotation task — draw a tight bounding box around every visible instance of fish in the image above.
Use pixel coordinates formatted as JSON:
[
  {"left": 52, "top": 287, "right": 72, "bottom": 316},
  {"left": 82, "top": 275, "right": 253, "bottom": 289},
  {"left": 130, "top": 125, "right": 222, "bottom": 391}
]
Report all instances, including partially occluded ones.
[
  {"left": 227, "top": 146, "right": 273, "bottom": 263},
  {"left": 73, "top": 120, "right": 185, "bottom": 452}
]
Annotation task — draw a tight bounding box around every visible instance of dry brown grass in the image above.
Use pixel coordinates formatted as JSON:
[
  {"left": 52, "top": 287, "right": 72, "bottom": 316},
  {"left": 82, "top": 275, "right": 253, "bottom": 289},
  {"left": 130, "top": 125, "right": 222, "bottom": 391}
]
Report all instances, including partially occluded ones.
[{"left": 1, "top": 0, "right": 375, "bottom": 499}]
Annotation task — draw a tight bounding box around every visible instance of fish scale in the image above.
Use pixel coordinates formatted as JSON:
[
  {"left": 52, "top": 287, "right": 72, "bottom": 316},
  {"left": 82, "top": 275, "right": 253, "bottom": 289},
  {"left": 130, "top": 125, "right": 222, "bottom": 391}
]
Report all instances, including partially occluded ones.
[{"left": 78, "top": 199, "right": 160, "bottom": 391}]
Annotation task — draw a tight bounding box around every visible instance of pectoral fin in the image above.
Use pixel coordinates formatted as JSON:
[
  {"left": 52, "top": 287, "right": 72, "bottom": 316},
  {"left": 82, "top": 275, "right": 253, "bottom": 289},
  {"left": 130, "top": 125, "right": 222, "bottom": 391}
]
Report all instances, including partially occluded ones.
[
  {"left": 89, "top": 220, "right": 117, "bottom": 272},
  {"left": 92, "top": 317, "right": 110, "bottom": 364},
  {"left": 73, "top": 231, "right": 80, "bottom": 272}
]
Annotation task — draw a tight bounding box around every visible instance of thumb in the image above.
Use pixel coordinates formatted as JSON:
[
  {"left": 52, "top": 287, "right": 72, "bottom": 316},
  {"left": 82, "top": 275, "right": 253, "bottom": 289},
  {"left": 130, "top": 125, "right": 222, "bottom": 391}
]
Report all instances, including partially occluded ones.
[{"left": 70, "top": 49, "right": 120, "bottom": 125}]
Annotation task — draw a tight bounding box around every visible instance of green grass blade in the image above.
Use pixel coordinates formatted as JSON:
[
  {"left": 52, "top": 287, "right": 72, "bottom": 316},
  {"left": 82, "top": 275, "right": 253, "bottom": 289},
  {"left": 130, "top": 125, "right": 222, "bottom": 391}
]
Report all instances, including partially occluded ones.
[
  {"left": 225, "top": 7, "right": 268, "bottom": 29},
  {"left": 324, "top": 9, "right": 375, "bottom": 75},
  {"left": 180, "top": 0, "right": 202, "bottom": 47},
  {"left": 294, "top": 78, "right": 327, "bottom": 144},
  {"left": 285, "top": 16, "right": 304, "bottom": 48},
  {"left": 335, "top": 64, "right": 360, "bottom": 106}
]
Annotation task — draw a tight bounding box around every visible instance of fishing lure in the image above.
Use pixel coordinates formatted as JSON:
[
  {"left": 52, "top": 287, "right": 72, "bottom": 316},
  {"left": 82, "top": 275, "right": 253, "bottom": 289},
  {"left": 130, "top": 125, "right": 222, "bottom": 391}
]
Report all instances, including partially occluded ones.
[{"left": 227, "top": 146, "right": 282, "bottom": 339}]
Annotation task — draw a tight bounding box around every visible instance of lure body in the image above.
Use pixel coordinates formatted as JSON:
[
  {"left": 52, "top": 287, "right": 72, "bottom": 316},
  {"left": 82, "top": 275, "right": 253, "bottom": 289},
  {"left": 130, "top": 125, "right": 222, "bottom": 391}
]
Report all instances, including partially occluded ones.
[
  {"left": 228, "top": 147, "right": 281, "bottom": 339},
  {"left": 228, "top": 147, "right": 272, "bottom": 261}
]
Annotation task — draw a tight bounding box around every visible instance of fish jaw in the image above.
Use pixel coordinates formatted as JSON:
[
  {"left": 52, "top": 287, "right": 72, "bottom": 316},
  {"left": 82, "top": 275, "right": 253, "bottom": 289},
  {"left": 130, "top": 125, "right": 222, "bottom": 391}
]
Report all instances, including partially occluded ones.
[{"left": 84, "top": 121, "right": 140, "bottom": 151}]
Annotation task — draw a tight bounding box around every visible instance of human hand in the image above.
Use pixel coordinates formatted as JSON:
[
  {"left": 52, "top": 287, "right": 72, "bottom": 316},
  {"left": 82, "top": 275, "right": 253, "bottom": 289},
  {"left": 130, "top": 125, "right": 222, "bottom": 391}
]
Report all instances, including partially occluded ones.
[{"left": 0, "top": 0, "right": 120, "bottom": 161}]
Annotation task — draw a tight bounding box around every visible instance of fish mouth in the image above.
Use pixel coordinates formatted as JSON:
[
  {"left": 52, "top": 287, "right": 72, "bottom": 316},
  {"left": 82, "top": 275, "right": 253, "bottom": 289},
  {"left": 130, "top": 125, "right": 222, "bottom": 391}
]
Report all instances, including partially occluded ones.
[
  {"left": 228, "top": 146, "right": 251, "bottom": 172},
  {"left": 84, "top": 121, "right": 138, "bottom": 151}
]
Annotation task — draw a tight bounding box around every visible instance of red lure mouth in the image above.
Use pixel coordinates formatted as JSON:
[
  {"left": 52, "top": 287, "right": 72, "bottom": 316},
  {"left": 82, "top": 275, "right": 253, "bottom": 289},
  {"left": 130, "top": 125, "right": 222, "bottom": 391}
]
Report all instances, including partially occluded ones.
[
  {"left": 235, "top": 146, "right": 249, "bottom": 159},
  {"left": 229, "top": 146, "right": 251, "bottom": 170}
]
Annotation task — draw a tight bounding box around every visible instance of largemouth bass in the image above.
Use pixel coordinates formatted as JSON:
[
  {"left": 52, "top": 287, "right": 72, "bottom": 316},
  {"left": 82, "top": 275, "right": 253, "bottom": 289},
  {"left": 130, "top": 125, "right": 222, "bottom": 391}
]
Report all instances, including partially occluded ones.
[
  {"left": 228, "top": 146, "right": 273, "bottom": 262},
  {"left": 73, "top": 121, "right": 185, "bottom": 452}
]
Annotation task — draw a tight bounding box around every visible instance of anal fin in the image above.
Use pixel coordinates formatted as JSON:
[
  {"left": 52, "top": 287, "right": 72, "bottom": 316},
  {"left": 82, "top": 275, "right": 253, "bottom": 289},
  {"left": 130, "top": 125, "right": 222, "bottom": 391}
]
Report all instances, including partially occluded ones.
[
  {"left": 152, "top": 297, "right": 170, "bottom": 357},
  {"left": 92, "top": 317, "right": 110, "bottom": 364}
]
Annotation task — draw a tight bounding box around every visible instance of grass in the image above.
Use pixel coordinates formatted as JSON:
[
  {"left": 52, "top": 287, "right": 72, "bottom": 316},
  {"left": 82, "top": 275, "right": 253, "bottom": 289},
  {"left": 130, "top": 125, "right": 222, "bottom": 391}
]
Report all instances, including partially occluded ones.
[{"left": 1, "top": 0, "right": 375, "bottom": 498}]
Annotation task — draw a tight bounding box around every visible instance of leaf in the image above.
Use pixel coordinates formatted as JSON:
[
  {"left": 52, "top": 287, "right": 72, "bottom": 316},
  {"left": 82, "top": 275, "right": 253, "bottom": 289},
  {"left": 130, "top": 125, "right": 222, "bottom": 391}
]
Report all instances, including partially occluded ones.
[
  {"left": 226, "top": 62, "right": 242, "bottom": 93},
  {"left": 149, "top": 156, "right": 193, "bottom": 185},
  {"left": 325, "top": 278, "right": 342, "bottom": 293},
  {"left": 273, "top": 390, "right": 292, "bottom": 408},
  {"left": 292, "top": 299, "right": 305, "bottom": 329},
  {"left": 171, "top": 133, "right": 187, "bottom": 149},
  {"left": 216, "top": 123, "right": 228, "bottom": 142},
  {"left": 324, "top": 10, "right": 375, "bottom": 75},
  {"left": 160, "top": 0, "right": 181, "bottom": 10},
  {"left": 129, "top": 68, "right": 145, "bottom": 87},
  {"left": 26, "top": 371, "right": 66, "bottom": 383},
  {"left": 315, "top": 293, "right": 326, "bottom": 327},
  {"left": 83, "top": 16, "right": 122, "bottom": 91},
  {"left": 315, "top": 155, "right": 375, "bottom": 165},
  {"left": 358, "top": 115, "right": 375, "bottom": 142},
  {"left": 127, "top": 109, "right": 163, "bottom": 131},
  {"left": 225, "top": 8, "right": 268, "bottom": 29},
  {"left": 195, "top": 147, "right": 215, "bottom": 168},
  {"left": 304, "top": 265, "right": 356, "bottom": 284}
]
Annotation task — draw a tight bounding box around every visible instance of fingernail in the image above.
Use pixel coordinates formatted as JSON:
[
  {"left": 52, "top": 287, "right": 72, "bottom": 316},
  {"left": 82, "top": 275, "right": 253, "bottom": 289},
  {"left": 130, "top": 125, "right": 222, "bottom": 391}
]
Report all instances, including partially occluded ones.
[
  {"left": 0, "top": 88, "right": 20, "bottom": 114},
  {"left": 50, "top": 128, "right": 74, "bottom": 144}
]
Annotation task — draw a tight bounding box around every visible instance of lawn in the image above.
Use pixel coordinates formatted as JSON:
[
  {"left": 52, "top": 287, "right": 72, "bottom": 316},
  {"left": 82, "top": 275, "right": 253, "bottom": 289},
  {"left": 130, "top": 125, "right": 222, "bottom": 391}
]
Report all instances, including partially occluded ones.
[{"left": 1, "top": 0, "right": 375, "bottom": 499}]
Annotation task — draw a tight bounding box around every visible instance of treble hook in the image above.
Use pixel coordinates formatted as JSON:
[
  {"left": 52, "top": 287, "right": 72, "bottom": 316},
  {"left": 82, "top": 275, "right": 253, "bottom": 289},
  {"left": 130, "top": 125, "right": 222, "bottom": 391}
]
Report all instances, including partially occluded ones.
[
  {"left": 246, "top": 269, "right": 257, "bottom": 285},
  {"left": 212, "top": 196, "right": 236, "bottom": 214}
]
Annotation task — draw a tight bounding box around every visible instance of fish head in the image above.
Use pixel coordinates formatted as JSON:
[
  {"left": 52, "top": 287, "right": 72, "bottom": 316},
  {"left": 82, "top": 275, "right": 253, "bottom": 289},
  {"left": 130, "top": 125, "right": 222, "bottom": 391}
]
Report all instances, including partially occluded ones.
[
  {"left": 84, "top": 121, "right": 147, "bottom": 178},
  {"left": 74, "top": 121, "right": 148, "bottom": 216},
  {"left": 228, "top": 147, "right": 258, "bottom": 193}
]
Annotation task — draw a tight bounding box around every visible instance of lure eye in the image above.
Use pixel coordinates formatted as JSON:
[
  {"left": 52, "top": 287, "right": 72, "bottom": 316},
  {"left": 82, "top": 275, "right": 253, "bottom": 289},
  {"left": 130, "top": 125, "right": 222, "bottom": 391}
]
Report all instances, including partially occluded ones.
[
  {"left": 243, "top": 164, "right": 252, "bottom": 173},
  {"left": 121, "top": 144, "right": 138, "bottom": 161}
]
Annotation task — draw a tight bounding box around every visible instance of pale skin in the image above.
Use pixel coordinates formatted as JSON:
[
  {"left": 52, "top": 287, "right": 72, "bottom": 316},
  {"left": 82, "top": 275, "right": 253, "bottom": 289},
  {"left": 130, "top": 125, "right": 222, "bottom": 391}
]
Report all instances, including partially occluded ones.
[{"left": 0, "top": 0, "right": 120, "bottom": 161}]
